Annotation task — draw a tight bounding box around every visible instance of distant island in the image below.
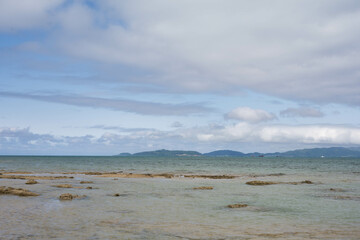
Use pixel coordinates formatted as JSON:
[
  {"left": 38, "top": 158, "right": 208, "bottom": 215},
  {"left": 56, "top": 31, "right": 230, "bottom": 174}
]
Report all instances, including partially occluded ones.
[{"left": 117, "top": 147, "right": 360, "bottom": 158}]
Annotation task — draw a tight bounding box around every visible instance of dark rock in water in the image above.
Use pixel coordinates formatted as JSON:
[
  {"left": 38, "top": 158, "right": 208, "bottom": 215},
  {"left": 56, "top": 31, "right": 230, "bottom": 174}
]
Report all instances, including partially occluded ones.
[
  {"left": 246, "top": 181, "right": 277, "bottom": 186},
  {"left": 86, "top": 186, "right": 92, "bottom": 189},
  {"left": 113, "top": 193, "right": 129, "bottom": 197},
  {"left": 249, "top": 173, "right": 286, "bottom": 177},
  {"left": 84, "top": 172, "right": 103, "bottom": 175},
  {"left": 0, "top": 175, "right": 73, "bottom": 180},
  {"left": 329, "top": 188, "right": 346, "bottom": 192},
  {"left": 26, "top": 179, "right": 38, "bottom": 185},
  {"left": 268, "top": 173, "right": 286, "bottom": 176},
  {"left": 53, "top": 184, "right": 73, "bottom": 188},
  {"left": 185, "top": 174, "right": 235, "bottom": 179},
  {"left": 246, "top": 180, "right": 314, "bottom": 186},
  {"left": 80, "top": 181, "right": 93, "bottom": 184},
  {"left": 193, "top": 186, "right": 214, "bottom": 190},
  {"left": 59, "top": 193, "right": 86, "bottom": 200},
  {"left": 0, "top": 186, "right": 39, "bottom": 197},
  {"left": 228, "top": 203, "right": 248, "bottom": 208},
  {"left": 301, "top": 180, "right": 313, "bottom": 184}
]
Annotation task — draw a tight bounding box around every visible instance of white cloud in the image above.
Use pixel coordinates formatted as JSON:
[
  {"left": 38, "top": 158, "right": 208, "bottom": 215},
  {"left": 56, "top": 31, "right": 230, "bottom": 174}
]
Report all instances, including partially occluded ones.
[
  {"left": 0, "top": 0, "right": 64, "bottom": 31},
  {"left": 1, "top": 123, "right": 360, "bottom": 155},
  {"left": 280, "top": 107, "right": 324, "bottom": 118},
  {"left": 0, "top": 91, "right": 212, "bottom": 116},
  {"left": 196, "top": 123, "right": 360, "bottom": 145},
  {"left": 1, "top": 1, "right": 360, "bottom": 105},
  {"left": 225, "top": 107, "right": 275, "bottom": 123},
  {"left": 48, "top": 0, "right": 360, "bottom": 105}
]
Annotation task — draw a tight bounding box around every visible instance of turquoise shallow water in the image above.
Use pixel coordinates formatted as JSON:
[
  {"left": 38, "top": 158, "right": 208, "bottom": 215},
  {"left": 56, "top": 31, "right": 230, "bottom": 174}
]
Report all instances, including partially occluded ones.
[{"left": 0, "top": 156, "right": 360, "bottom": 239}]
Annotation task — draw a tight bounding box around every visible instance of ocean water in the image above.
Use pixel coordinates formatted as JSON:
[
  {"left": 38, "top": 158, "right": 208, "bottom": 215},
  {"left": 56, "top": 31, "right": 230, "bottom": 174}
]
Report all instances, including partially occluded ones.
[{"left": 0, "top": 156, "right": 359, "bottom": 239}]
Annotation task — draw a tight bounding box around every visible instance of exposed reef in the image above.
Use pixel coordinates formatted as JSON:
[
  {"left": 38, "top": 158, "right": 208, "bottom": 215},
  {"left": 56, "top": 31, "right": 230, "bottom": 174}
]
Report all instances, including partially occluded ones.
[
  {"left": 25, "top": 179, "right": 38, "bottom": 185},
  {"left": 227, "top": 203, "right": 248, "bottom": 208},
  {"left": 0, "top": 174, "right": 73, "bottom": 180},
  {"left": 0, "top": 186, "right": 39, "bottom": 197},
  {"left": 52, "top": 184, "right": 73, "bottom": 188},
  {"left": 59, "top": 193, "right": 86, "bottom": 200},
  {"left": 246, "top": 180, "right": 313, "bottom": 186}
]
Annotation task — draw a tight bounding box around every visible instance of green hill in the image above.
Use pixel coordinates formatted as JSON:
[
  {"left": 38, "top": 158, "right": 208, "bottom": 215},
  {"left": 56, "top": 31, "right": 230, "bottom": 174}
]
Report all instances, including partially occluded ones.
[
  {"left": 279, "top": 147, "right": 360, "bottom": 158},
  {"left": 132, "top": 149, "right": 201, "bottom": 157}
]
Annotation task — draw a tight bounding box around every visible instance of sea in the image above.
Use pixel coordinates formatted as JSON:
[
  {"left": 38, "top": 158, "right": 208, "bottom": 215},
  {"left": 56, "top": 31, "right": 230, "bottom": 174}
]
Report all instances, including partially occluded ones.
[{"left": 0, "top": 156, "right": 359, "bottom": 239}]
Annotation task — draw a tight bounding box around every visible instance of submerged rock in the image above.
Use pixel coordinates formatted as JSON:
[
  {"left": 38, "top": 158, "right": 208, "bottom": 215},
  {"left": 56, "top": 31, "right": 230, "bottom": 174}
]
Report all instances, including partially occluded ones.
[
  {"left": 330, "top": 195, "right": 360, "bottom": 200},
  {"left": 26, "top": 179, "right": 38, "bottom": 185},
  {"left": 0, "top": 186, "right": 39, "bottom": 197},
  {"left": 113, "top": 193, "right": 129, "bottom": 197},
  {"left": 301, "top": 180, "right": 313, "bottom": 184},
  {"left": 249, "top": 173, "right": 286, "bottom": 177},
  {"left": 59, "top": 193, "right": 86, "bottom": 200},
  {"left": 185, "top": 174, "right": 235, "bottom": 179},
  {"left": 80, "top": 181, "right": 93, "bottom": 184},
  {"left": 246, "top": 181, "right": 277, "bottom": 186},
  {"left": 84, "top": 172, "right": 103, "bottom": 175},
  {"left": 329, "top": 188, "right": 346, "bottom": 192},
  {"left": 53, "top": 184, "right": 73, "bottom": 188},
  {"left": 0, "top": 174, "right": 73, "bottom": 180},
  {"left": 193, "top": 186, "right": 214, "bottom": 190},
  {"left": 227, "top": 203, "right": 248, "bottom": 208}
]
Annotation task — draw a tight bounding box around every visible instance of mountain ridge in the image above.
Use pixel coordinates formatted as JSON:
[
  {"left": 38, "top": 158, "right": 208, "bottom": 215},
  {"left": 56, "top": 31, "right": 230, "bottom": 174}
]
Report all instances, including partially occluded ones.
[{"left": 117, "top": 147, "right": 360, "bottom": 157}]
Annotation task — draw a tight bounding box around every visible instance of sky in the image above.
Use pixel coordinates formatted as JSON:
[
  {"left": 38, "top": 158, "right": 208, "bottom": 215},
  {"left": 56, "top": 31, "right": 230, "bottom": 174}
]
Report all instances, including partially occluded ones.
[{"left": 0, "top": 0, "right": 360, "bottom": 155}]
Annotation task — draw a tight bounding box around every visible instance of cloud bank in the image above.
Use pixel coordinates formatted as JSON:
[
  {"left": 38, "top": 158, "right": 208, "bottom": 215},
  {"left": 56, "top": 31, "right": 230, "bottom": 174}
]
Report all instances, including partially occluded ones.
[
  {"left": 0, "top": 91, "right": 211, "bottom": 116},
  {"left": 1, "top": 123, "right": 360, "bottom": 154},
  {"left": 1, "top": 0, "right": 360, "bottom": 105},
  {"left": 280, "top": 107, "right": 325, "bottom": 118},
  {"left": 225, "top": 107, "right": 275, "bottom": 123}
]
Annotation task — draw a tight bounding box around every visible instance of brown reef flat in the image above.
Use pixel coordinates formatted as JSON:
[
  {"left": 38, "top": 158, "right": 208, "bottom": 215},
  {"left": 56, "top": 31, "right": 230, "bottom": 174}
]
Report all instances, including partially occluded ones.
[
  {"left": 52, "top": 184, "right": 73, "bottom": 188},
  {"left": 0, "top": 186, "right": 39, "bottom": 197},
  {"left": 80, "top": 181, "right": 94, "bottom": 184},
  {"left": 246, "top": 180, "right": 313, "bottom": 186},
  {"left": 0, "top": 174, "right": 73, "bottom": 180},
  {"left": 25, "top": 179, "right": 38, "bottom": 184}
]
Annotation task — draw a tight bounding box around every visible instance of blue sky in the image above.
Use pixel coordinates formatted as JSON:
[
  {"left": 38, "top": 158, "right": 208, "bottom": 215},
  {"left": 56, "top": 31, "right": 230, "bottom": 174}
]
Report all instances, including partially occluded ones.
[{"left": 0, "top": 0, "right": 360, "bottom": 155}]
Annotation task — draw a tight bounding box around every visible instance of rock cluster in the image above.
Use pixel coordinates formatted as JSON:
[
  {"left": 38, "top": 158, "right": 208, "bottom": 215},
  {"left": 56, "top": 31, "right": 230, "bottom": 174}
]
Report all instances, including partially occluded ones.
[
  {"left": 80, "top": 181, "right": 93, "bottom": 184},
  {"left": 246, "top": 181, "right": 277, "bottom": 186},
  {"left": 53, "top": 184, "right": 73, "bottom": 188},
  {"left": 59, "top": 193, "right": 86, "bottom": 200},
  {"left": 26, "top": 179, "right": 38, "bottom": 185},
  {"left": 246, "top": 180, "right": 313, "bottom": 186},
  {"left": 0, "top": 186, "right": 39, "bottom": 197},
  {"left": 227, "top": 203, "right": 248, "bottom": 208}
]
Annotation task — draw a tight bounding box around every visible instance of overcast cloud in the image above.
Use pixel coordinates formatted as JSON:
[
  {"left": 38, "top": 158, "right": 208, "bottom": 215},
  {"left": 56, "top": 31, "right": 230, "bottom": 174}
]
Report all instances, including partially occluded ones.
[
  {"left": 0, "top": 0, "right": 359, "bottom": 154},
  {"left": 280, "top": 107, "right": 325, "bottom": 118},
  {"left": 0, "top": 91, "right": 211, "bottom": 116},
  {"left": 1, "top": 1, "right": 360, "bottom": 104}
]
